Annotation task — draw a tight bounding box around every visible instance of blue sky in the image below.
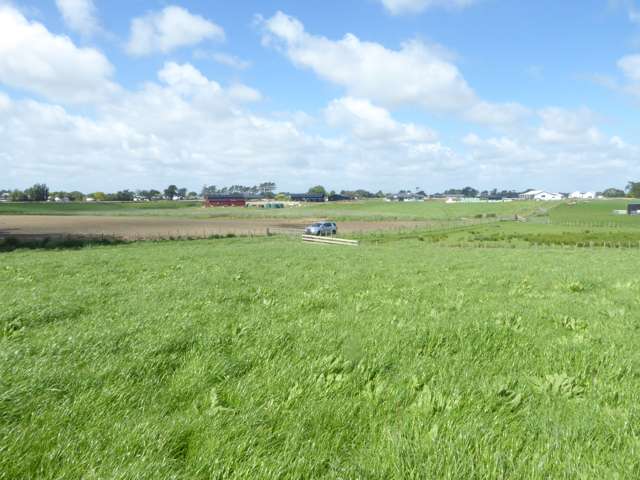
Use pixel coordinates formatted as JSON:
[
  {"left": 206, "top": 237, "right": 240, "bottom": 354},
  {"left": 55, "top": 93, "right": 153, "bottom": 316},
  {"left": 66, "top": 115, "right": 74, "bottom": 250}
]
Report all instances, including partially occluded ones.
[{"left": 1, "top": 0, "right": 640, "bottom": 193}]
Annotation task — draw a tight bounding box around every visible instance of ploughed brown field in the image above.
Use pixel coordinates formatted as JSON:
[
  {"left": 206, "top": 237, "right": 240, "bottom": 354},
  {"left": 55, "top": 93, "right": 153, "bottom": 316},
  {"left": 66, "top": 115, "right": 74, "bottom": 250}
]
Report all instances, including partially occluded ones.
[{"left": 0, "top": 215, "right": 432, "bottom": 240}]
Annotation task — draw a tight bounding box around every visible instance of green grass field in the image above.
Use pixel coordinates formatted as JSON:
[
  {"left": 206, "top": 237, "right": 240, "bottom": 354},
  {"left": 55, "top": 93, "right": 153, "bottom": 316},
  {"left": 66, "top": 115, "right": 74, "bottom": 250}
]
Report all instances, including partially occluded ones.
[
  {"left": 0, "top": 199, "right": 544, "bottom": 222},
  {"left": 0, "top": 200, "right": 202, "bottom": 216},
  {"left": 2, "top": 206, "right": 640, "bottom": 477},
  {"left": 550, "top": 200, "right": 640, "bottom": 227}
]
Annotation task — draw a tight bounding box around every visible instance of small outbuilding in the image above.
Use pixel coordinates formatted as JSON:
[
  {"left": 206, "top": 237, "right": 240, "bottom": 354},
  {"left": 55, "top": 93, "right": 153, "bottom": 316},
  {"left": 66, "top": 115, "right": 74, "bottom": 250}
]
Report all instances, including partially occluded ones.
[{"left": 289, "top": 193, "right": 326, "bottom": 202}]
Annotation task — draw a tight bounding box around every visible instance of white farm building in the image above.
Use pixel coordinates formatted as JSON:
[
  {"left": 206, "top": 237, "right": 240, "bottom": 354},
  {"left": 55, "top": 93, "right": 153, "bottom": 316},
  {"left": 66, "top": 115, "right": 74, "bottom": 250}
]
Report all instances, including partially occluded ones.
[
  {"left": 569, "top": 191, "right": 596, "bottom": 199},
  {"left": 519, "top": 190, "right": 564, "bottom": 201}
]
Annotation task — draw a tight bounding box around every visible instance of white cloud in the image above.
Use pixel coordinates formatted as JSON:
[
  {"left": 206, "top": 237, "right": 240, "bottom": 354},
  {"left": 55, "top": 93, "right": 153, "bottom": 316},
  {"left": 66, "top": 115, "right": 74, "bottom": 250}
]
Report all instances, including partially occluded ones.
[
  {"left": 381, "top": 0, "right": 477, "bottom": 15},
  {"left": 462, "top": 104, "right": 640, "bottom": 190},
  {"left": 261, "top": 12, "right": 476, "bottom": 112},
  {"left": 0, "top": 60, "right": 467, "bottom": 191},
  {"left": 126, "top": 6, "right": 224, "bottom": 56},
  {"left": 0, "top": 91, "right": 10, "bottom": 108},
  {"left": 55, "top": 0, "right": 99, "bottom": 36},
  {"left": 618, "top": 54, "right": 640, "bottom": 98},
  {"left": 0, "top": 5, "right": 117, "bottom": 103},
  {"left": 228, "top": 84, "right": 262, "bottom": 103},
  {"left": 619, "top": 54, "right": 640, "bottom": 81},
  {"left": 325, "top": 97, "right": 437, "bottom": 143},
  {"left": 537, "top": 107, "right": 603, "bottom": 145},
  {"left": 212, "top": 53, "right": 251, "bottom": 70},
  {"left": 193, "top": 50, "right": 252, "bottom": 69},
  {"left": 261, "top": 12, "right": 527, "bottom": 127},
  {"left": 464, "top": 101, "right": 531, "bottom": 125}
]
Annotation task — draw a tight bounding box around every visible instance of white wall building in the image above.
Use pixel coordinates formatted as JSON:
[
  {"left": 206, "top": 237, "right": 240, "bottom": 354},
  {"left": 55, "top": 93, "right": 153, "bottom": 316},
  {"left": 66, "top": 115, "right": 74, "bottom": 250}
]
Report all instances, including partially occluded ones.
[
  {"left": 569, "top": 191, "right": 596, "bottom": 199},
  {"left": 519, "top": 190, "right": 564, "bottom": 201}
]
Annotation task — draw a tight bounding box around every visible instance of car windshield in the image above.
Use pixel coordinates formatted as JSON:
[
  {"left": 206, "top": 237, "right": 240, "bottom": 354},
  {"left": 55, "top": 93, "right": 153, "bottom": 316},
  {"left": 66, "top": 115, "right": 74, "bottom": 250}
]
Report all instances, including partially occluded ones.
[{"left": 311, "top": 223, "right": 323, "bottom": 227}]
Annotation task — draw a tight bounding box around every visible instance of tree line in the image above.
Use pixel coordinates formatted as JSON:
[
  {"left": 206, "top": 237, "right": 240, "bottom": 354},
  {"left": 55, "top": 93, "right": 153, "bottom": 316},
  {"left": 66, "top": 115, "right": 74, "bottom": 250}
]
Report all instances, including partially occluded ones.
[{"left": 2, "top": 181, "right": 640, "bottom": 202}]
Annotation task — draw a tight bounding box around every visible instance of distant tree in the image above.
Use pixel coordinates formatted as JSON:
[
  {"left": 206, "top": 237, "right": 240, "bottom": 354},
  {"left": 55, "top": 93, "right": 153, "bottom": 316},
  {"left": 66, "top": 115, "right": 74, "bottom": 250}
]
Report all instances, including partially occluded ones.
[
  {"left": 626, "top": 182, "right": 640, "bottom": 198},
  {"left": 111, "top": 190, "right": 134, "bottom": 201},
  {"left": 201, "top": 185, "right": 217, "bottom": 196},
  {"left": 68, "top": 191, "right": 85, "bottom": 201},
  {"left": 91, "top": 192, "right": 107, "bottom": 201},
  {"left": 602, "top": 187, "right": 625, "bottom": 198},
  {"left": 187, "top": 191, "right": 198, "bottom": 199},
  {"left": 308, "top": 185, "right": 327, "bottom": 195},
  {"left": 275, "top": 193, "right": 290, "bottom": 201},
  {"left": 461, "top": 186, "right": 479, "bottom": 198},
  {"left": 258, "top": 182, "right": 277, "bottom": 195},
  {"left": 10, "top": 189, "right": 28, "bottom": 201},
  {"left": 375, "top": 190, "right": 385, "bottom": 198},
  {"left": 164, "top": 185, "right": 178, "bottom": 199},
  {"left": 26, "top": 183, "right": 49, "bottom": 201},
  {"left": 177, "top": 188, "right": 187, "bottom": 199}
]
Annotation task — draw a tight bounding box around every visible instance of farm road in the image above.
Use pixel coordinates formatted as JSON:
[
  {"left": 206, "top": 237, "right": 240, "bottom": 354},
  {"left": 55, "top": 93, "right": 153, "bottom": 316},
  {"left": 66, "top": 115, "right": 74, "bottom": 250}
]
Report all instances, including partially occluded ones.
[{"left": 0, "top": 215, "right": 432, "bottom": 240}]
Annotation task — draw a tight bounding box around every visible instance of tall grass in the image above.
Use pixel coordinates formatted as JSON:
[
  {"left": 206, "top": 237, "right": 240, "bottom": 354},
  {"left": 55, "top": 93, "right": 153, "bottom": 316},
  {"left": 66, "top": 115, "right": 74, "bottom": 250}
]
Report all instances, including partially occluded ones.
[{"left": 2, "top": 234, "right": 640, "bottom": 478}]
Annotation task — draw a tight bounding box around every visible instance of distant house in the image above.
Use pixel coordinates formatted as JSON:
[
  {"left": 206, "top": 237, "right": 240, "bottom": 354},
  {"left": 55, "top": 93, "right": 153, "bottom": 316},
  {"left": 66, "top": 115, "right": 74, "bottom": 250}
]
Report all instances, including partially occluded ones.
[
  {"left": 54, "top": 196, "right": 70, "bottom": 203},
  {"left": 519, "top": 190, "right": 564, "bottom": 201},
  {"left": 569, "top": 191, "right": 596, "bottom": 200},
  {"left": 387, "top": 193, "right": 426, "bottom": 202},
  {"left": 289, "top": 193, "right": 326, "bottom": 202}
]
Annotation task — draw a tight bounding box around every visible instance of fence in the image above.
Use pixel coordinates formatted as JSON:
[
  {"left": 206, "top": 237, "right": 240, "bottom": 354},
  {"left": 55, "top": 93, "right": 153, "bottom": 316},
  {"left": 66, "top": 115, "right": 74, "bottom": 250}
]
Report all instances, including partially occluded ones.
[{"left": 302, "top": 235, "right": 359, "bottom": 247}]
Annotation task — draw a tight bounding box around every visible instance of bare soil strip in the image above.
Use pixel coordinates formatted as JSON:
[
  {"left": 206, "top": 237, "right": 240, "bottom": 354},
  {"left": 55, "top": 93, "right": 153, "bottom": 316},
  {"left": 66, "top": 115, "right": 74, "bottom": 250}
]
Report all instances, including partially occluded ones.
[{"left": 0, "top": 215, "right": 432, "bottom": 240}]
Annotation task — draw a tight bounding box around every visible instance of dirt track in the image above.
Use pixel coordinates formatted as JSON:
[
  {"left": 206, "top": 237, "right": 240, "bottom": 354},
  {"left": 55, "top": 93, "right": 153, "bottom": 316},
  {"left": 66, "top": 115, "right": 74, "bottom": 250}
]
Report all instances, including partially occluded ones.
[{"left": 0, "top": 215, "right": 432, "bottom": 240}]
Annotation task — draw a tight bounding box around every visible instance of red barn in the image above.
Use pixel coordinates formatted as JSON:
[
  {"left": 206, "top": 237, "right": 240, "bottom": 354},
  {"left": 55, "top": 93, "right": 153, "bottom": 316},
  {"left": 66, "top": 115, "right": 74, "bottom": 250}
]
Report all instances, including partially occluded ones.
[{"left": 204, "top": 195, "right": 246, "bottom": 207}]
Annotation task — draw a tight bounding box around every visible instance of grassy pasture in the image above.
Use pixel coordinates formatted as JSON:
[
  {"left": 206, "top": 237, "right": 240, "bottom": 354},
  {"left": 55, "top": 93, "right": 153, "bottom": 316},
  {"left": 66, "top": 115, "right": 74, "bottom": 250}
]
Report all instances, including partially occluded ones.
[
  {"left": 0, "top": 199, "right": 541, "bottom": 221},
  {"left": 0, "top": 201, "right": 201, "bottom": 216},
  {"left": 550, "top": 200, "right": 640, "bottom": 227},
  {"left": 2, "top": 228, "right": 640, "bottom": 478}
]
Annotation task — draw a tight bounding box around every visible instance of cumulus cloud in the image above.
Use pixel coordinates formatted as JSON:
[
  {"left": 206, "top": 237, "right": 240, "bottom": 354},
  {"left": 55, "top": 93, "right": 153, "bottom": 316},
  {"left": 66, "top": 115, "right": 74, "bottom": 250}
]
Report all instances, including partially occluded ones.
[
  {"left": 0, "top": 5, "right": 117, "bottom": 103},
  {"left": 55, "top": 0, "right": 99, "bottom": 36},
  {"left": 325, "top": 97, "right": 437, "bottom": 143},
  {"left": 464, "top": 101, "right": 531, "bottom": 125},
  {"left": 127, "top": 6, "right": 224, "bottom": 56},
  {"left": 260, "top": 12, "right": 527, "bottom": 127},
  {"left": 380, "top": 0, "right": 477, "bottom": 15},
  {"left": 261, "top": 12, "right": 476, "bottom": 112},
  {"left": 0, "top": 58, "right": 468, "bottom": 191},
  {"left": 462, "top": 105, "right": 640, "bottom": 189},
  {"left": 537, "top": 107, "right": 603, "bottom": 145}
]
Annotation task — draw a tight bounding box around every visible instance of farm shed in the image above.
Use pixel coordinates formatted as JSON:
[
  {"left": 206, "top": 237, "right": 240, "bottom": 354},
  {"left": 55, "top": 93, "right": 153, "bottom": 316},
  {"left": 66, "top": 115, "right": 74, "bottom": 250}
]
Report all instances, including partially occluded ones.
[
  {"left": 204, "top": 195, "right": 247, "bottom": 207},
  {"left": 519, "top": 190, "right": 564, "bottom": 201},
  {"left": 628, "top": 204, "right": 640, "bottom": 215},
  {"left": 328, "top": 194, "right": 353, "bottom": 201},
  {"left": 289, "top": 193, "right": 326, "bottom": 202}
]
